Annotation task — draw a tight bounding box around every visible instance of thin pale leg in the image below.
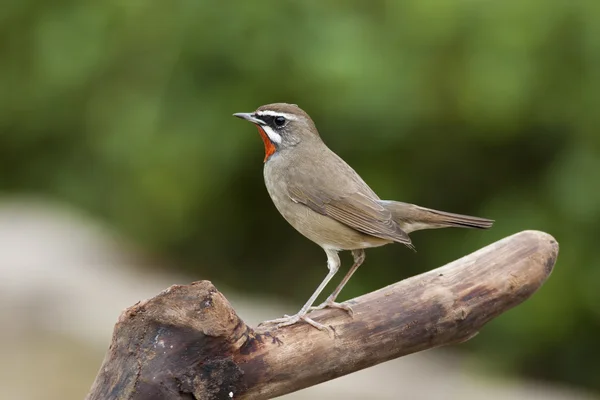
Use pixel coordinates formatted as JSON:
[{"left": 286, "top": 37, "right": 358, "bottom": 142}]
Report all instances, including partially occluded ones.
[
  {"left": 309, "top": 249, "right": 365, "bottom": 316},
  {"left": 261, "top": 249, "right": 340, "bottom": 333}
]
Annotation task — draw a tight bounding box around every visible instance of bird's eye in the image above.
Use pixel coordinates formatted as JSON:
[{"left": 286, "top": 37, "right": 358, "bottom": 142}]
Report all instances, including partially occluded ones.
[{"left": 274, "top": 116, "right": 286, "bottom": 127}]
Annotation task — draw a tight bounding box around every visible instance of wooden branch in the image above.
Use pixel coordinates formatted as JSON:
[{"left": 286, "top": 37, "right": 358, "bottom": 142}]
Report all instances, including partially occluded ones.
[{"left": 86, "top": 230, "right": 557, "bottom": 400}]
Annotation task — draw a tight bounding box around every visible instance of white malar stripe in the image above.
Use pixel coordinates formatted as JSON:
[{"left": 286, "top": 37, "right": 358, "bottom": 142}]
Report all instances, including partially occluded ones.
[
  {"left": 260, "top": 125, "right": 282, "bottom": 144},
  {"left": 255, "top": 110, "right": 298, "bottom": 120}
]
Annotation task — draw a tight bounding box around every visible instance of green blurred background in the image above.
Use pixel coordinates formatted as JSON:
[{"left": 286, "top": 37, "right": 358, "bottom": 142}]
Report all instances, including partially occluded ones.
[{"left": 2, "top": 0, "right": 599, "bottom": 394}]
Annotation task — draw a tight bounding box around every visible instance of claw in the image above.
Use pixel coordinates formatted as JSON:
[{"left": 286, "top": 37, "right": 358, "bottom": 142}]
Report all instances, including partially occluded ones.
[
  {"left": 260, "top": 313, "right": 334, "bottom": 336},
  {"left": 309, "top": 300, "right": 354, "bottom": 317}
]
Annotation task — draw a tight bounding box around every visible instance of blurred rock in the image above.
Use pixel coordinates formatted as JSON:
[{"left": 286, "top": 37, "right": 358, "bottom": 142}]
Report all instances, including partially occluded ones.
[{"left": 0, "top": 198, "right": 595, "bottom": 400}]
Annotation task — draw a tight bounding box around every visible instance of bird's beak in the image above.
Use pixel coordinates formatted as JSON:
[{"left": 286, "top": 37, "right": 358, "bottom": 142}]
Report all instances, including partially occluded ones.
[{"left": 233, "top": 112, "right": 264, "bottom": 125}]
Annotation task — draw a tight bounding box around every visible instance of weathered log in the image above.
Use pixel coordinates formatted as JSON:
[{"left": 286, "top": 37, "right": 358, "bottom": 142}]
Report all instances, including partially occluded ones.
[{"left": 86, "top": 230, "right": 557, "bottom": 400}]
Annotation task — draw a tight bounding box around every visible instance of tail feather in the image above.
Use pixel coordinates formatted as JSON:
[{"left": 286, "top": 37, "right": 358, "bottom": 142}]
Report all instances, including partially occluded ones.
[
  {"left": 417, "top": 207, "right": 494, "bottom": 229},
  {"left": 380, "top": 200, "right": 493, "bottom": 233}
]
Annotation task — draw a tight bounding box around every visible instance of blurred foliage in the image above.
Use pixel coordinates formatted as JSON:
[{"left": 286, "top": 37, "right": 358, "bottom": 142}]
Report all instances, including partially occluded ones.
[{"left": 1, "top": 0, "right": 600, "bottom": 392}]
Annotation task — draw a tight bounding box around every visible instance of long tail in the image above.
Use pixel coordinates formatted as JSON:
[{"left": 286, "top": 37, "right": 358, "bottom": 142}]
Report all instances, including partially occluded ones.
[{"left": 380, "top": 200, "right": 494, "bottom": 234}]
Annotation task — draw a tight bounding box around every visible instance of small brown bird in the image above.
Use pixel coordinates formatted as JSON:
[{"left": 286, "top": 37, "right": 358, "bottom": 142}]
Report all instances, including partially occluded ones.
[{"left": 234, "top": 103, "right": 493, "bottom": 332}]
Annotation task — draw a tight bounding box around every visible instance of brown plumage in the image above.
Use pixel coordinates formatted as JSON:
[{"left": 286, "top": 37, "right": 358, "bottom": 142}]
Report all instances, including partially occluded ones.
[{"left": 234, "top": 103, "right": 493, "bottom": 332}]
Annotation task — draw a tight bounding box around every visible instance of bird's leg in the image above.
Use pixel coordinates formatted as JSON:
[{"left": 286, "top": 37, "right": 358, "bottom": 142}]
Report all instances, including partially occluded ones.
[
  {"left": 260, "top": 249, "right": 340, "bottom": 333},
  {"left": 309, "top": 249, "right": 365, "bottom": 317}
]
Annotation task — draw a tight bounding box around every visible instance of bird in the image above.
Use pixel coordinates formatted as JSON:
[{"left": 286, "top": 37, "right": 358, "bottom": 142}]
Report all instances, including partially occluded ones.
[{"left": 233, "top": 103, "right": 493, "bottom": 332}]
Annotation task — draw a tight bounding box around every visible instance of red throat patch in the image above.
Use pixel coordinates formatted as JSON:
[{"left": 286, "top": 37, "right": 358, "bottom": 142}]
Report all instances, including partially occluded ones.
[{"left": 256, "top": 126, "right": 276, "bottom": 162}]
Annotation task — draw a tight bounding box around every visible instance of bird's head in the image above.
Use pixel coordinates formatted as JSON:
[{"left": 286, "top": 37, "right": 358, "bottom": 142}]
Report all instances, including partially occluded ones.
[{"left": 234, "top": 103, "right": 319, "bottom": 162}]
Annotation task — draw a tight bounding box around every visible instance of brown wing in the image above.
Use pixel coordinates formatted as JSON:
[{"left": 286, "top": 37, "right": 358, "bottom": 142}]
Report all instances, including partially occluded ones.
[{"left": 288, "top": 185, "right": 414, "bottom": 249}]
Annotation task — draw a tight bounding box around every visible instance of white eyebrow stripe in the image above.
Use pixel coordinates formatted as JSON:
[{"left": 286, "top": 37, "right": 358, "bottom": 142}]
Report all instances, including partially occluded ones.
[
  {"left": 260, "top": 125, "right": 282, "bottom": 144},
  {"left": 255, "top": 110, "right": 298, "bottom": 120}
]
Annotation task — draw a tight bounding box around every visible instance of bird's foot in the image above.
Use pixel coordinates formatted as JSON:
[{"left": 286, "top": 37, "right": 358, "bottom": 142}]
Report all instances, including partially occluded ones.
[
  {"left": 260, "top": 313, "right": 333, "bottom": 335},
  {"left": 309, "top": 300, "right": 354, "bottom": 317}
]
